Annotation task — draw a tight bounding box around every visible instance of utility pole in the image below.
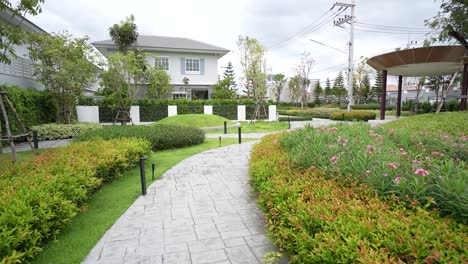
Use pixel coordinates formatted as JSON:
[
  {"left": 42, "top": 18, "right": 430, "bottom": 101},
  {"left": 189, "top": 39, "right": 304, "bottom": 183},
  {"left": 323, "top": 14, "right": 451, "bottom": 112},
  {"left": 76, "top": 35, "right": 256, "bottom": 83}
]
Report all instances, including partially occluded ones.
[{"left": 334, "top": 1, "right": 355, "bottom": 112}]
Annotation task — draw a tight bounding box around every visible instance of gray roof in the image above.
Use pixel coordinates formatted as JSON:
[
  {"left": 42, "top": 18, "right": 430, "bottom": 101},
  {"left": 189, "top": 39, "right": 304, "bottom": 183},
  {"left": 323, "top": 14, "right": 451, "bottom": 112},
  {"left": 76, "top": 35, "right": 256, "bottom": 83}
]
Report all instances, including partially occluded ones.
[{"left": 93, "top": 35, "right": 229, "bottom": 53}]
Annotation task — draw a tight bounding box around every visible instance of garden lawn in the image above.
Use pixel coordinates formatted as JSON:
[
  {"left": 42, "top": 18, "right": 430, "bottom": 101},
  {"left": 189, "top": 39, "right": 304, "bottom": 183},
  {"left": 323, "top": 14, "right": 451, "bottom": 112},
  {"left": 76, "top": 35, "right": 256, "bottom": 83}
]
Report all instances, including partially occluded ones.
[
  {"left": 31, "top": 138, "right": 255, "bottom": 264},
  {"left": 154, "top": 114, "right": 235, "bottom": 128},
  {"left": 206, "top": 121, "right": 289, "bottom": 134},
  {"left": 0, "top": 149, "right": 48, "bottom": 166}
]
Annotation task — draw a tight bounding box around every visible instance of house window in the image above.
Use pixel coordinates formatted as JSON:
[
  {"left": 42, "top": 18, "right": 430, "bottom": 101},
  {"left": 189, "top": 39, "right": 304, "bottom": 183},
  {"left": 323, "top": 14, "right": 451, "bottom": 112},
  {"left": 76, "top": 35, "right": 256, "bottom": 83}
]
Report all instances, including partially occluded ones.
[
  {"left": 185, "top": 58, "right": 200, "bottom": 73},
  {"left": 155, "top": 57, "right": 169, "bottom": 70},
  {"left": 172, "top": 92, "right": 187, "bottom": 99}
]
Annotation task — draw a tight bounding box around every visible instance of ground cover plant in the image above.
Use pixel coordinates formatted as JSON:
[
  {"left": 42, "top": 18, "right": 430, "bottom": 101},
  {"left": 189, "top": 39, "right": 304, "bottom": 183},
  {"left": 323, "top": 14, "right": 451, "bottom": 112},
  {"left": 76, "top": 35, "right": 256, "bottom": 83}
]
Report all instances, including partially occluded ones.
[
  {"left": 31, "top": 123, "right": 103, "bottom": 140},
  {"left": 206, "top": 121, "right": 288, "bottom": 134},
  {"left": 74, "top": 124, "right": 205, "bottom": 151},
  {"left": 250, "top": 133, "right": 467, "bottom": 263},
  {"left": 329, "top": 110, "right": 376, "bottom": 121},
  {"left": 0, "top": 138, "right": 151, "bottom": 263},
  {"left": 154, "top": 114, "right": 235, "bottom": 128}
]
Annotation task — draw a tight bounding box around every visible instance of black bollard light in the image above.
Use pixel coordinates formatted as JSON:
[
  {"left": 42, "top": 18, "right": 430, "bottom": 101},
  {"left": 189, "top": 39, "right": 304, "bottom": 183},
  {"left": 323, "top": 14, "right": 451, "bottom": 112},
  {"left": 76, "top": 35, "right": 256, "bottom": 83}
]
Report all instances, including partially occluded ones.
[
  {"left": 238, "top": 127, "right": 242, "bottom": 144},
  {"left": 139, "top": 156, "right": 148, "bottom": 195},
  {"left": 152, "top": 163, "right": 155, "bottom": 181},
  {"left": 219, "top": 136, "right": 222, "bottom": 147},
  {"left": 32, "top": 130, "right": 39, "bottom": 149},
  {"left": 287, "top": 114, "right": 291, "bottom": 129},
  {"left": 224, "top": 121, "right": 227, "bottom": 134}
]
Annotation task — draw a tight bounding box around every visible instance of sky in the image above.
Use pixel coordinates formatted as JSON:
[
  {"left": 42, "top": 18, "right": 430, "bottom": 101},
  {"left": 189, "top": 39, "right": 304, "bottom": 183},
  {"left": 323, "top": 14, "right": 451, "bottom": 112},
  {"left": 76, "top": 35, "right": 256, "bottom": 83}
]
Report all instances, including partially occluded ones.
[{"left": 25, "top": 0, "right": 441, "bottom": 85}]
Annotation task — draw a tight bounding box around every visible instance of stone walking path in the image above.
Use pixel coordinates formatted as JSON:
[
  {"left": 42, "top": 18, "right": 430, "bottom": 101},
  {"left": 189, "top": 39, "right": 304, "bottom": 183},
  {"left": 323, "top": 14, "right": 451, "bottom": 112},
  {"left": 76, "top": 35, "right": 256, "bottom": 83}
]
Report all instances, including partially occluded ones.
[{"left": 83, "top": 141, "right": 282, "bottom": 264}]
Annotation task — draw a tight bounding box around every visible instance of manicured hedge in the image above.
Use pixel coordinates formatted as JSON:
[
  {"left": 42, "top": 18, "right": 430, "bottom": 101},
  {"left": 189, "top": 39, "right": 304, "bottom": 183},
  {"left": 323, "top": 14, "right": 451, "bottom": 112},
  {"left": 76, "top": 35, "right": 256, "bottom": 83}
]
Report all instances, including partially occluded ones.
[
  {"left": 0, "top": 138, "right": 151, "bottom": 263},
  {"left": 31, "top": 123, "right": 103, "bottom": 141},
  {"left": 277, "top": 108, "right": 341, "bottom": 119},
  {"left": 339, "top": 103, "right": 393, "bottom": 110},
  {"left": 0, "top": 85, "right": 55, "bottom": 134},
  {"left": 330, "top": 110, "right": 376, "bottom": 121},
  {"left": 74, "top": 124, "right": 205, "bottom": 151},
  {"left": 250, "top": 134, "right": 467, "bottom": 263}
]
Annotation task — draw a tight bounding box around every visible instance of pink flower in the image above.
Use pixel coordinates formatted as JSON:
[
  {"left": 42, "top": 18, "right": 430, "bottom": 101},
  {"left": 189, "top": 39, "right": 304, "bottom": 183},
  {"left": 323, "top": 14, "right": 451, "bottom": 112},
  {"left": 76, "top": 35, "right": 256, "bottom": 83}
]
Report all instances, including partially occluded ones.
[
  {"left": 412, "top": 160, "right": 420, "bottom": 164},
  {"left": 425, "top": 156, "right": 431, "bottom": 162},
  {"left": 442, "top": 135, "right": 449, "bottom": 140},
  {"left": 432, "top": 151, "right": 445, "bottom": 157},
  {"left": 460, "top": 136, "right": 467, "bottom": 142},
  {"left": 388, "top": 128, "right": 395, "bottom": 134},
  {"left": 330, "top": 156, "right": 338, "bottom": 163},
  {"left": 273, "top": 140, "right": 278, "bottom": 144},
  {"left": 451, "top": 143, "right": 459, "bottom": 147},
  {"left": 367, "top": 145, "right": 375, "bottom": 152},
  {"left": 394, "top": 176, "right": 401, "bottom": 184},
  {"left": 414, "top": 169, "right": 429, "bottom": 176},
  {"left": 399, "top": 148, "right": 404, "bottom": 152},
  {"left": 387, "top": 163, "right": 399, "bottom": 169}
]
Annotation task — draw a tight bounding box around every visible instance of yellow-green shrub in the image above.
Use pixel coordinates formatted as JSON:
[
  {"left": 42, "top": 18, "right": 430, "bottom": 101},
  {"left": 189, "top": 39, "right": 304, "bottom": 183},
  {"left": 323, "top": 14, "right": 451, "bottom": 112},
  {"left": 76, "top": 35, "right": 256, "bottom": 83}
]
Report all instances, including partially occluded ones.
[
  {"left": 0, "top": 138, "right": 151, "bottom": 263},
  {"left": 330, "top": 110, "right": 376, "bottom": 121},
  {"left": 250, "top": 134, "right": 467, "bottom": 263}
]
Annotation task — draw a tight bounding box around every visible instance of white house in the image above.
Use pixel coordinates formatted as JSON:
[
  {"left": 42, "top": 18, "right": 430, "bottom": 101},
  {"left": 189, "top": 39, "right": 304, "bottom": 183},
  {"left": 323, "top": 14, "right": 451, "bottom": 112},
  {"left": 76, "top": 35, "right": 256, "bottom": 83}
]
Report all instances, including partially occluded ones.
[{"left": 93, "top": 35, "right": 230, "bottom": 100}]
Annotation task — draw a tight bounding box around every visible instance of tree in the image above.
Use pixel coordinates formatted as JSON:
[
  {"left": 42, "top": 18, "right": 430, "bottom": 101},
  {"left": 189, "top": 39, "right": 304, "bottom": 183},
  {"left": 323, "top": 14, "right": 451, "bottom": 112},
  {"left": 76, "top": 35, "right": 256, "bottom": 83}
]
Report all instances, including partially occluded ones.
[
  {"left": 273, "top": 73, "right": 286, "bottom": 106},
  {"left": 353, "top": 60, "right": 372, "bottom": 104},
  {"left": 109, "top": 14, "right": 139, "bottom": 53},
  {"left": 295, "top": 52, "right": 315, "bottom": 108},
  {"left": 147, "top": 68, "right": 171, "bottom": 99},
  {"left": 222, "top": 62, "right": 237, "bottom": 90},
  {"left": 333, "top": 71, "right": 346, "bottom": 105},
  {"left": 0, "top": 0, "right": 44, "bottom": 64},
  {"left": 371, "top": 70, "right": 383, "bottom": 102},
  {"left": 29, "top": 32, "right": 98, "bottom": 124},
  {"left": 324, "top": 78, "right": 332, "bottom": 103},
  {"left": 314, "top": 81, "right": 323, "bottom": 105},
  {"left": 414, "top": 77, "right": 426, "bottom": 112},
  {"left": 424, "top": 0, "right": 468, "bottom": 44},
  {"left": 289, "top": 75, "right": 302, "bottom": 106},
  {"left": 237, "top": 35, "right": 267, "bottom": 119},
  {"left": 212, "top": 77, "right": 237, "bottom": 99}
]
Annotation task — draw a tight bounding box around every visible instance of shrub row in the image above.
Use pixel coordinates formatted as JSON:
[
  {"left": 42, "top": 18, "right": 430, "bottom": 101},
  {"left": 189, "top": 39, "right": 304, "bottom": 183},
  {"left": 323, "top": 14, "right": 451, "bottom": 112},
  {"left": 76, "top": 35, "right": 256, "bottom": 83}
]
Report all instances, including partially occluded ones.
[
  {"left": 277, "top": 107, "right": 342, "bottom": 119},
  {"left": 74, "top": 124, "right": 205, "bottom": 151},
  {"left": 339, "top": 103, "right": 393, "bottom": 110},
  {"left": 0, "top": 138, "right": 151, "bottom": 263},
  {"left": 31, "top": 123, "right": 103, "bottom": 141},
  {"left": 250, "top": 134, "right": 467, "bottom": 263},
  {"left": 329, "top": 110, "right": 376, "bottom": 121},
  {"left": 281, "top": 120, "right": 467, "bottom": 223}
]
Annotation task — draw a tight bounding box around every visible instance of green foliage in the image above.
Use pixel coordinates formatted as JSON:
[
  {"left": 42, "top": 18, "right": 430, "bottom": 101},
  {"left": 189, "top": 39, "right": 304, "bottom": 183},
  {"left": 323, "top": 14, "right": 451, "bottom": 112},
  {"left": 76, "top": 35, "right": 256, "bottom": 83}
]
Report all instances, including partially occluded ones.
[
  {"left": 108, "top": 14, "right": 139, "bottom": 52},
  {"left": 329, "top": 110, "right": 376, "bottom": 121},
  {"left": 344, "top": 103, "right": 393, "bottom": 110},
  {"left": 273, "top": 73, "right": 287, "bottom": 105},
  {"left": 0, "top": 0, "right": 44, "bottom": 64},
  {"left": 212, "top": 77, "right": 237, "bottom": 99},
  {"left": 424, "top": 0, "right": 468, "bottom": 44},
  {"left": 277, "top": 107, "right": 342, "bottom": 119},
  {"left": 324, "top": 77, "right": 332, "bottom": 103},
  {"left": 0, "top": 85, "right": 55, "bottom": 134},
  {"left": 155, "top": 114, "right": 234, "bottom": 128},
  {"left": 222, "top": 62, "right": 237, "bottom": 90},
  {"left": 0, "top": 138, "right": 151, "bottom": 263},
  {"left": 31, "top": 123, "right": 103, "bottom": 141},
  {"left": 28, "top": 32, "right": 99, "bottom": 124},
  {"left": 74, "top": 125, "right": 205, "bottom": 151},
  {"left": 288, "top": 75, "right": 302, "bottom": 105},
  {"left": 333, "top": 71, "right": 347, "bottom": 103},
  {"left": 250, "top": 134, "right": 467, "bottom": 263},
  {"left": 371, "top": 70, "right": 382, "bottom": 102},
  {"left": 147, "top": 68, "right": 172, "bottom": 99}
]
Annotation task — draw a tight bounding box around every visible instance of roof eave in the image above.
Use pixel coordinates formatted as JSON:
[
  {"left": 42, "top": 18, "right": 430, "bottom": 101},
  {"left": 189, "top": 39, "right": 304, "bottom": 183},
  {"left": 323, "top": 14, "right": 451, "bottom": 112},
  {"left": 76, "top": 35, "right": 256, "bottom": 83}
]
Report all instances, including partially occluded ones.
[{"left": 92, "top": 43, "right": 230, "bottom": 56}]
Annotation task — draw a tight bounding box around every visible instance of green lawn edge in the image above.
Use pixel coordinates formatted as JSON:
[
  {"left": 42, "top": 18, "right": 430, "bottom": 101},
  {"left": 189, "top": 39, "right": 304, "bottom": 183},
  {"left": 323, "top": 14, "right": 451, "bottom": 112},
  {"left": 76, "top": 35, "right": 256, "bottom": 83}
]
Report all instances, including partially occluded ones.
[{"left": 30, "top": 138, "right": 256, "bottom": 264}]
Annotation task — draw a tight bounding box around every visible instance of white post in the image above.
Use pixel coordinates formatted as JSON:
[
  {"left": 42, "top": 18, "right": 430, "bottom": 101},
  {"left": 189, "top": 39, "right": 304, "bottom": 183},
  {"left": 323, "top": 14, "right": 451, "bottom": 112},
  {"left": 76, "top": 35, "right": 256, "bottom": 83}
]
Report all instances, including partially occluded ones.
[
  {"left": 76, "top": 106, "right": 99, "bottom": 123},
  {"left": 168, "top": 105, "right": 177, "bottom": 117},
  {"left": 268, "top": 105, "right": 277, "bottom": 121},
  {"left": 204, "top": 105, "right": 213, "bottom": 115},
  {"left": 130, "top": 106, "right": 140, "bottom": 124},
  {"left": 237, "top": 105, "right": 246, "bottom": 121}
]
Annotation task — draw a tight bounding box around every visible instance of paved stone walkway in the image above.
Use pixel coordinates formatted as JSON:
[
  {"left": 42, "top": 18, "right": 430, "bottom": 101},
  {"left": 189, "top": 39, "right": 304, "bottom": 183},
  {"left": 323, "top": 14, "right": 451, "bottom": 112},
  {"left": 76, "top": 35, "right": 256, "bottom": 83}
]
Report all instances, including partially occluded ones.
[
  {"left": 1, "top": 139, "right": 71, "bottom": 153},
  {"left": 83, "top": 142, "right": 283, "bottom": 264}
]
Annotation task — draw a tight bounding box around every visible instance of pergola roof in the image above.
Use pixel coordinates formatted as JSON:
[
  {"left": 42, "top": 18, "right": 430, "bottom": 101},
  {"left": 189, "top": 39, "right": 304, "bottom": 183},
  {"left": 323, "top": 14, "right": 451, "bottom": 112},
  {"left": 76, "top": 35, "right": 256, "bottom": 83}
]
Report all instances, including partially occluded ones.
[{"left": 367, "top": 45, "right": 467, "bottom": 77}]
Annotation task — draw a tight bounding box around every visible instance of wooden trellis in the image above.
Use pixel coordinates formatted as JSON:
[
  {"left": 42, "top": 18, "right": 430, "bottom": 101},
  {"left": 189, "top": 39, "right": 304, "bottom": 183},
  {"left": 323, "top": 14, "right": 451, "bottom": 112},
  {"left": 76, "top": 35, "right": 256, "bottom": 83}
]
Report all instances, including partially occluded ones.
[{"left": 0, "top": 88, "right": 35, "bottom": 162}]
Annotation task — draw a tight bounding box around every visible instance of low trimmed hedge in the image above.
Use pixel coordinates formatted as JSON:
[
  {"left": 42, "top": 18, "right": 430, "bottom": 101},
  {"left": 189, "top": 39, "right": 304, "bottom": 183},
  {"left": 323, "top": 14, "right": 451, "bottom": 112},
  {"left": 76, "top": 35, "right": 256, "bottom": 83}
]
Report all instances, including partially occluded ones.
[
  {"left": 330, "top": 110, "right": 376, "bottom": 121},
  {"left": 74, "top": 124, "right": 205, "bottom": 151},
  {"left": 250, "top": 134, "right": 467, "bottom": 263},
  {"left": 0, "top": 138, "right": 151, "bottom": 263},
  {"left": 31, "top": 123, "right": 103, "bottom": 141},
  {"left": 339, "top": 103, "right": 393, "bottom": 110}
]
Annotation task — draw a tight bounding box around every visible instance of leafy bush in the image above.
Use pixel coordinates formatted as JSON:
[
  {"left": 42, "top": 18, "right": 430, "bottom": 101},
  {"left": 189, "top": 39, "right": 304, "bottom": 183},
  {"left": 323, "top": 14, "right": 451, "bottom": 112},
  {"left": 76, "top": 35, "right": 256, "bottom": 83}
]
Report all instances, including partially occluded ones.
[
  {"left": 329, "top": 110, "right": 376, "bottom": 121},
  {"left": 31, "top": 123, "right": 103, "bottom": 141},
  {"left": 447, "top": 100, "right": 460, "bottom": 111},
  {"left": 74, "top": 124, "right": 205, "bottom": 151},
  {"left": 278, "top": 107, "right": 341, "bottom": 119},
  {"left": 0, "top": 138, "right": 150, "bottom": 263},
  {"left": 339, "top": 103, "right": 393, "bottom": 110},
  {"left": 250, "top": 134, "right": 467, "bottom": 263}
]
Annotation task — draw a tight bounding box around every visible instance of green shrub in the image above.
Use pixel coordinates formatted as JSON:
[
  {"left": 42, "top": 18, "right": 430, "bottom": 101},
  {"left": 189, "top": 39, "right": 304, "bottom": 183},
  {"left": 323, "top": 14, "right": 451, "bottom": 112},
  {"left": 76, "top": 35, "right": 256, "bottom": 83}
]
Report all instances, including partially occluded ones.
[
  {"left": 278, "top": 107, "right": 341, "bottom": 119},
  {"left": 250, "top": 134, "right": 467, "bottom": 263},
  {"left": 0, "top": 85, "right": 56, "bottom": 134},
  {"left": 74, "top": 124, "right": 205, "bottom": 151},
  {"left": 447, "top": 100, "right": 460, "bottom": 111},
  {"left": 31, "top": 123, "right": 103, "bottom": 141},
  {"left": 339, "top": 103, "right": 393, "bottom": 110},
  {"left": 0, "top": 138, "right": 150, "bottom": 263},
  {"left": 329, "top": 110, "right": 376, "bottom": 121}
]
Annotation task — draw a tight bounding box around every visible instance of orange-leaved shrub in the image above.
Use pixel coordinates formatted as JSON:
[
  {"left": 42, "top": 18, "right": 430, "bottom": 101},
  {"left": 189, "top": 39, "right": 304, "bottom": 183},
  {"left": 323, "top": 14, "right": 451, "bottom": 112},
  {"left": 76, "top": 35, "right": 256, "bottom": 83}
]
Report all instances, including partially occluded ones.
[
  {"left": 0, "top": 138, "right": 151, "bottom": 263},
  {"left": 250, "top": 134, "right": 467, "bottom": 263}
]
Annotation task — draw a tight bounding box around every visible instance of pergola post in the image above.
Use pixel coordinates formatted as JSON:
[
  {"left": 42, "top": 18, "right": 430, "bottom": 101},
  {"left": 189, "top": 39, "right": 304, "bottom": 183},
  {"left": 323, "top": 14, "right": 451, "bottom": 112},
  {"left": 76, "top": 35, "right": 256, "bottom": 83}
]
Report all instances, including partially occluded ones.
[
  {"left": 397, "top": 75, "right": 403, "bottom": 117},
  {"left": 460, "top": 62, "right": 468, "bottom": 111},
  {"left": 380, "top": 70, "right": 388, "bottom": 120}
]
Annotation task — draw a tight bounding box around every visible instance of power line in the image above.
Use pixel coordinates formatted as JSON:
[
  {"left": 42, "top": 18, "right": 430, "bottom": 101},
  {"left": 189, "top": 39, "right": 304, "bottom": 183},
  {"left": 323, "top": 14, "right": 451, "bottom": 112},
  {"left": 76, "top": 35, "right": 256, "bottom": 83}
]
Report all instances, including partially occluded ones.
[
  {"left": 312, "top": 63, "right": 347, "bottom": 73},
  {"left": 310, "top": 39, "right": 348, "bottom": 54},
  {"left": 355, "top": 21, "right": 429, "bottom": 30},
  {"left": 346, "top": 27, "right": 438, "bottom": 35},
  {"left": 354, "top": 24, "right": 433, "bottom": 34}
]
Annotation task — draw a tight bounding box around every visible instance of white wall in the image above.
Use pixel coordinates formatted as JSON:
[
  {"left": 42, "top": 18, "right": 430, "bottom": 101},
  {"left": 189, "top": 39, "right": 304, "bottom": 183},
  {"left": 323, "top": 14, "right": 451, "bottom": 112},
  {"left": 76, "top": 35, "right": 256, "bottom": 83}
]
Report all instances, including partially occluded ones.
[{"left": 76, "top": 106, "right": 99, "bottom": 123}]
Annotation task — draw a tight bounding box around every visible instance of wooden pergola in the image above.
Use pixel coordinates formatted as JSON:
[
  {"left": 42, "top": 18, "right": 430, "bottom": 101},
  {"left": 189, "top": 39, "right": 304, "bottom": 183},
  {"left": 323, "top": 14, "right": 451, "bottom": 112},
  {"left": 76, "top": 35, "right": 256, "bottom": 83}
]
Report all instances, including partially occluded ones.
[{"left": 367, "top": 45, "right": 468, "bottom": 120}]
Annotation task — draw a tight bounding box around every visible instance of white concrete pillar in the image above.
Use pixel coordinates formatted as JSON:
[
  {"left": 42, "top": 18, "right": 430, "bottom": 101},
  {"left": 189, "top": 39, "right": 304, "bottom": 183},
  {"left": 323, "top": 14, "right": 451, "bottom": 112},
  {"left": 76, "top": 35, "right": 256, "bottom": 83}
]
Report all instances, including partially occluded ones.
[
  {"left": 204, "top": 105, "right": 213, "bottom": 115},
  {"left": 76, "top": 106, "right": 99, "bottom": 123},
  {"left": 237, "top": 105, "right": 246, "bottom": 121},
  {"left": 268, "top": 105, "right": 277, "bottom": 121},
  {"left": 130, "top": 106, "right": 140, "bottom": 124},
  {"left": 168, "top": 105, "right": 177, "bottom": 117}
]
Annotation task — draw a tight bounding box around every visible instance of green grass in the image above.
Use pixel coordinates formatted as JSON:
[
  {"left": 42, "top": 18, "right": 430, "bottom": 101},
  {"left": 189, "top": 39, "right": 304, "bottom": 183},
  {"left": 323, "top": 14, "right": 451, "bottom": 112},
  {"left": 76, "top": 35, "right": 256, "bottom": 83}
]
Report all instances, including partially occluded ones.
[
  {"left": 31, "top": 138, "right": 256, "bottom": 264},
  {"left": 382, "top": 111, "right": 468, "bottom": 135},
  {"left": 154, "top": 114, "right": 235, "bottom": 128},
  {"left": 0, "top": 148, "right": 49, "bottom": 166},
  {"left": 206, "top": 121, "right": 289, "bottom": 134}
]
